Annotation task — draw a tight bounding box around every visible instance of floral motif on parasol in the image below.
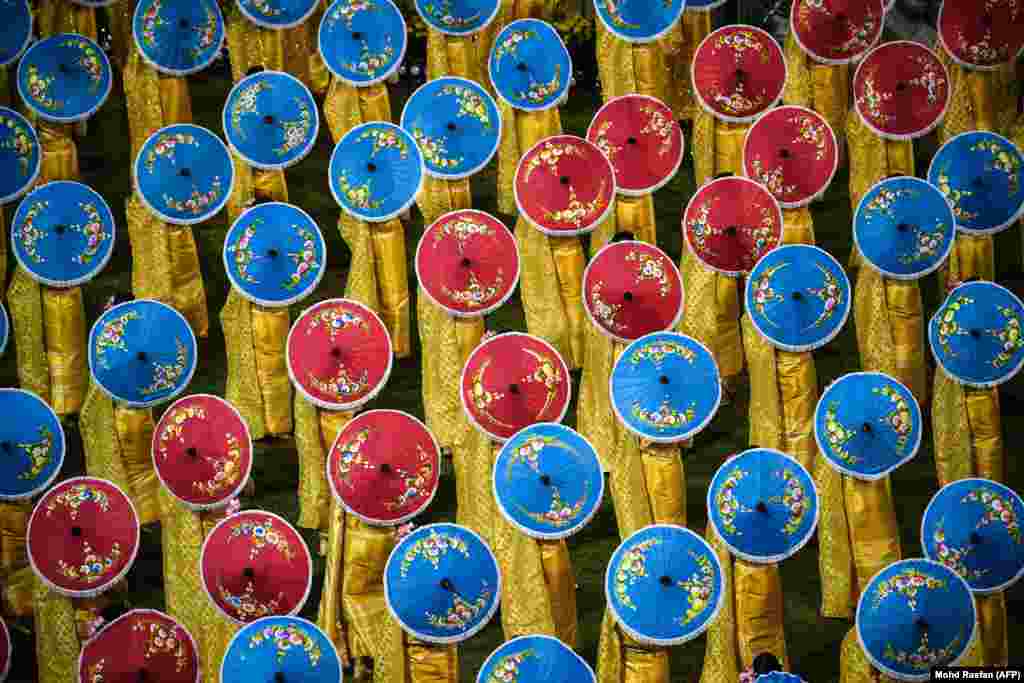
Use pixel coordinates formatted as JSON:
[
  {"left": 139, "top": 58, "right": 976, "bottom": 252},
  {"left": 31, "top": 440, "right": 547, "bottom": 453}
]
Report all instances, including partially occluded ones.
[
  {"left": 223, "top": 71, "right": 319, "bottom": 171},
  {"left": 937, "top": 0, "right": 1024, "bottom": 70},
  {"left": 415, "top": 0, "right": 500, "bottom": 35},
  {"left": 221, "top": 616, "right": 343, "bottom": 682},
  {"left": 0, "top": 107, "right": 41, "bottom": 206},
  {"left": 17, "top": 33, "right": 112, "bottom": 123},
  {"left": 691, "top": 25, "right": 787, "bottom": 124},
  {"left": 593, "top": 0, "right": 686, "bottom": 44},
  {"left": 476, "top": 635, "right": 597, "bottom": 683},
  {"left": 790, "top": 0, "right": 885, "bottom": 65},
  {"left": 235, "top": 0, "right": 320, "bottom": 30},
  {"left": 132, "top": 0, "right": 225, "bottom": 77},
  {"left": 0, "top": 0, "right": 32, "bottom": 69},
  {"left": 488, "top": 19, "right": 572, "bottom": 112},
  {"left": 0, "top": 388, "right": 66, "bottom": 501},
  {"left": 319, "top": 0, "right": 408, "bottom": 86},
  {"left": 77, "top": 609, "right": 200, "bottom": 683}
]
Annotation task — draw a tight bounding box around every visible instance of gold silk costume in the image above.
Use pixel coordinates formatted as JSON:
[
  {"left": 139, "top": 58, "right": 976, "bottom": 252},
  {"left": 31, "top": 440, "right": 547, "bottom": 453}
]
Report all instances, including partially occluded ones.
[
  {"left": 0, "top": 500, "right": 34, "bottom": 618},
  {"left": 783, "top": 32, "right": 849, "bottom": 164},
  {"left": 660, "top": 10, "right": 714, "bottom": 122},
  {"left": 33, "top": 580, "right": 107, "bottom": 683}
]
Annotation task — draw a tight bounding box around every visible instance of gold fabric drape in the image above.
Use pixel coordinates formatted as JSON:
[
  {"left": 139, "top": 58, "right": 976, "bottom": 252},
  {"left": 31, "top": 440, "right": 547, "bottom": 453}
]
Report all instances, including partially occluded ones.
[
  {"left": 33, "top": 580, "right": 81, "bottom": 683},
  {"left": 932, "top": 369, "right": 1004, "bottom": 486},
  {"left": 844, "top": 477, "right": 902, "bottom": 599},
  {"left": 426, "top": 29, "right": 486, "bottom": 83},
  {"left": 0, "top": 501, "right": 33, "bottom": 617},
  {"left": 975, "top": 593, "right": 1008, "bottom": 667},
  {"left": 225, "top": 3, "right": 319, "bottom": 90},
  {"left": 783, "top": 32, "right": 849, "bottom": 162},
  {"left": 660, "top": 11, "right": 713, "bottom": 121},
  {"left": 782, "top": 207, "right": 816, "bottom": 247},
  {"left": 405, "top": 637, "right": 458, "bottom": 683},
  {"left": 35, "top": 0, "right": 97, "bottom": 38},
  {"left": 939, "top": 234, "right": 995, "bottom": 293},
  {"left": 595, "top": 23, "right": 670, "bottom": 104}
]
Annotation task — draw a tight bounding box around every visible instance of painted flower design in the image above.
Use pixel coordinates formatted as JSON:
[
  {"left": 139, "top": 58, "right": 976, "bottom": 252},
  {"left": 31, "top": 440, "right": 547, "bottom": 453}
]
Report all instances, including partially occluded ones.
[
  {"left": 191, "top": 6, "right": 220, "bottom": 58},
  {"left": 73, "top": 202, "right": 109, "bottom": 265},
  {"left": 133, "top": 619, "right": 190, "bottom": 672},
  {"left": 715, "top": 468, "right": 749, "bottom": 534},
  {"left": 275, "top": 100, "right": 313, "bottom": 157},
  {"left": 140, "top": 338, "right": 189, "bottom": 396},
  {"left": 523, "top": 481, "right": 589, "bottom": 526},
  {"left": 516, "top": 66, "right": 562, "bottom": 105},
  {"left": 94, "top": 310, "right": 141, "bottom": 369},
  {"left": 220, "top": 581, "right": 283, "bottom": 620},
  {"left": 249, "top": 624, "right": 322, "bottom": 665},
  {"left": 229, "top": 517, "right": 294, "bottom": 561},
  {"left": 520, "top": 350, "right": 564, "bottom": 403},
  {"left": 58, "top": 540, "right": 121, "bottom": 583},
  {"left": 384, "top": 445, "right": 435, "bottom": 512},
  {"left": 823, "top": 403, "right": 858, "bottom": 464},
  {"left": 677, "top": 552, "right": 716, "bottom": 625},
  {"left": 440, "top": 84, "right": 492, "bottom": 129},
  {"left": 493, "top": 30, "right": 536, "bottom": 61},
  {"left": 309, "top": 364, "right": 369, "bottom": 400},
  {"left": 144, "top": 132, "right": 197, "bottom": 173},
  {"left": 326, "top": 0, "right": 373, "bottom": 29},
  {"left": 507, "top": 435, "right": 554, "bottom": 472},
  {"left": 542, "top": 182, "right": 609, "bottom": 227},
  {"left": 591, "top": 121, "right": 621, "bottom": 162},
  {"left": 333, "top": 428, "right": 372, "bottom": 488},
  {"left": 0, "top": 113, "right": 36, "bottom": 177},
  {"left": 792, "top": 113, "right": 828, "bottom": 161},
  {"left": 898, "top": 222, "right": 947, "bottom": 266},
  {"left": 716, "top": 29, "right": 770, "bottom": 61},
  {"left": 522, "top": 140, "right": 584, "bottom": 181},
  {"left": 399, "top": 529, "right": 471, "bottom": 577},
  {"left": 337, "top": 170, "right": 381, "bottom": 210},
  {"left": 863, "top": 187, "right": 915, "bottom": 219},
  {"left": 856, "top": 70, "right": 893, "bottom": 127},
  {"left": 630, "top": 340, "right": 695, "bottom": 365},
  {"left": 750, "top": 158, "right": 798, "bottom": 199},
  {"left": 955, "top": 29, "right": 1010, "bottom": 65},
  {"left": 192, "top": 433, "right": 244, "bottom": 497},
  {"left": 422, "top": 0, "right": 480, "bottom": 27},
  {"left": 874, "top": 385, "right": 913, "bottom": 451},
  {"left": 805, "top": 264, "right": 843, "bottom": 329},
  {"left": 231, "top": 81, "right": 271, "bottom": 136},
  {"left": 309, "top": 309, "right": 366, "bottom": 343},
  {"left": 61, "top": 38, "right": 104, "bottom": 90},
  {"left": 25, "top": 65, "right": 60, "bottom": 110},
  {"left": 626, "top": 250, "right": 671, "bottom": 296},
  {"left": 284, "top": 227, "right": 320, "bottom": 290},
  {"left": 639, "top": 105, "right": 674, "bottom": 156},
  {"left": 426, "top": 587, "right": 492, "bottom": 629},
  {"left": 227, "top": 223, "right": 259, "bottom": 283},
  {"left": 750, "top": 263, "right": 786, "bottom": 318},
  {"left": 485, "top": 650, "right": 534, "bottom": 683},
  {"left": 412, "top": 128, "right": 464, "bottom": 169},
  {"left": 613, "top": 537, "right": 660, "bottom": 609},
  {"left": 434, "top": 217, "right": 494, "bottom": 246},
  {"left": 359, "top": 127, "right": 410, "bottom": 158},
  {"left": 962, "top": 487, "right": 1021, "bottom": 543},
  {"left": 248, "top": 0, "right": 283, "bottom": 17},
  {"left": 16, "top": 427, "right": 54, "bottom": 480},
  {"left": 631, "top": 400, "right": 696, "bottom": 430},
  {"left": 600, "top": 0, "right": 640, "bottom": 28},
  {"left": 872, "top": 568, "right": 946, "bottom": 611},
  {"left": 15, "top": 201, "right": 48, "bottom": 264},
  {"left": 346, "top": 39, "right": 395, "bottom": 78},
  {"left": 908, "top": 56, "right": 946, "bottom": 106},
  {"left": 162, "top": 177, "right": 223, "bottom": 215},
  {"left": 837, "top": 12, "right": 878, "bottom": 55},
  {"left": 141, "top": 0, "right": 166, "bottom": 48},
  {"left": 935, "top": 296, "right": 973, "bottom": 356},
  {"left": 883, "top": 629, "right": 964, "bottom": 671},
  {"left": 441, "top": 269, "right": 504, "bottom": 308},
  {"left": 931, "top": 522, "right": 988, "bottom": 583},
  {"left": 87, "top": 660, "right": 105, "bottom": 683},
  {"left": 768, "top": 469, "right": 809, "bottom": 535},
  {"left": 468, "top": 360, "right": 512, "bottom": 428},
  {"left": 970, "top": 139, "right": 1022, "bottom": 195},
  {"left": 589, "top": 281, "right": 625, "bottom": 332},
  {"left": 934, "top": 167, "right": 979, "bottom": 222}
]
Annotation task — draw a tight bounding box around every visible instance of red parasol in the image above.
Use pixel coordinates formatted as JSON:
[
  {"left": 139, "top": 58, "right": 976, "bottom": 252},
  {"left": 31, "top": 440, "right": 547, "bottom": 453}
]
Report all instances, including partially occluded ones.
[
  {"left": 691, "top": 25, "right": 787, "bottom": 124},
  {"left": 77, "top": 609, "right": 200, "bottom": 683},
  {"left": 415, "top": 210, "right": 520, "bottom": 318},
  {"left": 790, "top": 0, "right": 885, "bottom": 65},
  {"left": 152, "top": 394, "right": 253, "bottom": 511},
  {"left": 327, "top": 410, "right": 441, "bottom": 526},
  {"left": 27, "top": 477, "right": 140, "bottom": 598},
  {"left": 938, "top": 0, "right": 1024, "bottom": 70},
  {"left": 582, "top": 241, "right": 684, "bottom": 342},
  {"left": 682, "top": 176, "right": 784, "bottom": 276},
  {"left": 286, "top": 298, "right": 393, "bottom": 411},
  {"left": 460, "top": 332, "right": 571, "bottom": 442},
  {"left": 200, "top": 510, "right": 312, "bottom": 624},
  {"left": 853, "top": 41, "right": 950, "bottom": 141},
  {"left": 514, "top": 135, "right": 616, "bottom": 236},
  {"left": 586, "top": 95, "right": 685, "bottom": 196},
  {"left": 742, "top": 105, "right": 839, "bottom": 208}
]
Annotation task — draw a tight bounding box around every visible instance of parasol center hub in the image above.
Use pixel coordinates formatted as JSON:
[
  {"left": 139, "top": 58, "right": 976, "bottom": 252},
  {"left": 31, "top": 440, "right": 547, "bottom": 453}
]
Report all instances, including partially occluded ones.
[
  {"left": 508, "top": 383, "right": 520, "bottom": 394},
  {"left": 330, "top": 347, "right": 342, "bottom": 358},
  {"left": 970, "top": 329, "right": 981, "bottom": 339},
  {"left": 659, "top": 375, "right": 669, "bottom": 385},
  {"left": 734, "top": 69, "right": 746, "bottom": 82},
  {"left": 724, "top": 226, "right": 738, "bottom": 237},
  {"left": 178, "top": 18, "right": 189, "bottom": 28},
  {"left": 861, "top": 423, "right": 872, "bottom": 434},
  {"left": 516, "top": 62, "right": 527, "bottom": 72},
  {"left": 263, "top": 115, "right": 275, "bottom": 125},
  {"left": 755, "top": 501, "right": 768, "bottom": 513},
  {"left": 58, "top": 63, "right": 69, "bottom": 73},
  {"left": 55, "top": 224, "right": 67, "bottom": 234},
  {"left": 623, "top": 291, "right": 633, "bottom": 302},
  {"left": 274, "top": 674, "right": 286, "bottom": 683},
  {"left": 627, "top": 137, "right": 637, "bottom": 145},
  {"left": 981, "top": 13, "right": 993, "bottom": 27},
  {"left": 460, "top": 257, "right": 471, "bottom": 267},
  {"left": 446, "top": 122, "right": 457, "bottom": 131},
  {"left": 896, "top": 223, "right": 910, "bottom": 232},
  {"left": 137, "top": 351, "right": 148, "bottom": 362},
  {"left": 352, "top": 31, "right": 363, "bottom": 40},
  {"left": 835, "top": 12, "right": 847, "bottom": 22},
  {"left": 540, "top": 474, "right": 551, "bottom": 486},
  {"left": 243, "top": 567, "right": 255, "bottom": 579},
  {"left": 915, "top": 618, "right": 929, "bottom": 631},
  {"left": 791, "top": 291, "right": 803, "bottom": 301},
  {"left": 179, "top": 168, "right": 191, "bottom": 177},
  {"left": 186, "top": 447, "right": 198, "bottom": 458},
  {"left": 137, "top": 669, "right": 149, "bottom": 682},
  {"left": 896, "top": 82, "right": 908, "bottom": 92},
  {"left": 970, "top": 532, "right": 982, "bottom": 545},
  {"left": 659, "top": 575, "right": 673, "bottom": 587},
  {"left": 380, "top": 463, "right": 392, "bottom": 474},
  {"left": 0, "top": 441, "right": 11, "bottom": 453},
  {"left": 71, "top": 526, "right": 82, "bottom": 537},
  {"left": 778, "top": 149, "right": 791, "bottom": 159},
  {"left": 367, "top": 162, "right": 377, "bottom": 173},
  {"left": 440, "top": 578, "right": 454, "bottom": 591},
  {"left": 267, "top": 248, "right": 279, "bottom": 258},
  {"left": 559, "top": 176, "right": 570, "bottom": 185}
]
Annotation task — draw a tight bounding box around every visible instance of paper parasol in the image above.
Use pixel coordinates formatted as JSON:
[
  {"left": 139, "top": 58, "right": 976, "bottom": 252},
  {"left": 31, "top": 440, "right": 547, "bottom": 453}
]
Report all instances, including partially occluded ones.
[
  {"left": 921, "top": 478, "right": 1024, "bottom": 595},
  {"left": 77, "top": 609, "right": 200, "bottom": 683},
  {"left": 853, "top": 41, "right": 950, "bottom": 141},
  {"left": 87, "top": 299, "right": 197, "bottom": 408},
  {"left": 0, "top": 388, "right": 66, "bottom": 501},
  {"left": 790, "top": 0, "right": 885, "bottom": 65},
  {"left": 286, "top": 298, "right": 393, "bottom": 411},
  {"left": 687, "top": 0, "right": 727, "bottom": 9},
  {"left": 745, "top": 244, "right": 851, "bottom": 352},
  {"left": 856, "top": 559, "right": 976, "bottom": 681},
  {"left": 0, "top": 0, "right": 32, "bottom": 69},
  {"left": 223, "top": 202, "right": 326, "bottom": 307},
  {"left": 235, "top": 0, "right": 320, "bottom": 30},
  {"left": 852, "top": 176, "right": 956, "bottom": 281},
  {"left": 514, "top": 135, "right": 615, "bottom": 236},
  {"left": 0, "top": 303, "right": 7, "bottom": 357},
  {"left": 926, "top": 131, "right": 1024, "bottom": 236},
  {"left": 493, "top": 423, "right": 604, "bottom": 540},
  {"left": 583, "top": 240, "right": 684, "bottom": 342},
  {"left": 0, "top": 617, "right": 8, "bottom": 682},
  {"left": 327, "top": 409, "right": 441, "bottom": 526},
  {"left": 400, "top": 76, "right": 502, "bottom": 180},
  {"left": 593, "top": 0, "right": 685, "bottom": 42},
  {"left": 152, "top": 394, "right": 253, "bottom": 511},
  {"left": 682, "top": 176, "right": 783, "bottom": 276},
  {"left": 938, "top": 0, "right": 1024, "bottom": 70},
  {"left": 460, "top": 332, "right": 571, "bottom": 442},
  {"left": 814, "top": 372, "right": 921, "bottom": 481},
  {"left": 757, "top": 674, "right": 806, "bottom": 683},
  {"left": 69, "top": 0, "right": 118, "bottom": 6},
  {"left": 132, "top": 0, "right": 225, "bottom": 76},
  {"left": 476, "top": 635, "right": 597, "bottom": 683},
  {"left": 610, "top": 332, "right": 721, "bottom": 443},
  {"left": 691, "top": 25, "right": 786, "bottom": 124},
  {"left": 586, "top": 94, "right": 684, "bottom": 196},
  {"left": 415, "top": 0, "right": 500, "bottom": 35},
  {"left": 201, "top": 510, "right": 313, "bottom": 623},
  {"left": 605, "top": 524, "right": 724, "bottom": 646},
  {"left": 384, "top": 523, "right": 500, "bottom": 644},
  {"left": 488, "top": 19, "right": 571, "bottom": 112},
  {"left": 0, "top": 107, "right": 41, "bottom": 205},
  {"left": 223, "top": 71, "right": 319, "bottom": 171},
  {"left": 928, "top": 281, "right": 1024, "bottom": 388},
  {"left": 17, "top": 33, "right": 112, "bottom": 123},
  {"left": 11, "top": 181, "right": 115, "bottom": 288},
  {"left": 318, "top": 0, "right": 407, "bottom": 87},
  {"left": 133, "top": 124, "right": 235, "bottom": 226},
  {"left": 27, "top": 477, "right": 140, "bottom": 598},
  {"left": 328, "top": 121, "right": 424, "bottom": 223},
  {"left": 221, "top": 616, "right": 342, "bottom": 683},
  {"left": 415, "top": 210, "right": 519, "bottom": 318}
]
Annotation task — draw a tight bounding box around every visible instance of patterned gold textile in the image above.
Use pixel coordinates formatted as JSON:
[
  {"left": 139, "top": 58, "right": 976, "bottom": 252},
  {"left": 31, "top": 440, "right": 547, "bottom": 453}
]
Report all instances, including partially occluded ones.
[
  {"left": 33, "top": 579, "right": 81, "bottom": 683},
  {"left": 844, "top": 477, "right": 901, "bottom": 599},
  {"left": 0, "top": 502, "right": 33, "bottom": 617},
  {"left": 782, "top": 207, "right": 816, "bottom": 246},
  {"left": 225, "top": 3, "right": 319, "bottom": 89},
  {"left": 932, "top": 368, "right": 1004, "bottom": 486},
  {"left": 35, "top": 0, "right": 97, "bottom": 38},
  {"left": 839, "top": 619, "right": 984, "bottom": 683},
  {"left": 940, "top": 233, "right": 995, "bottom": 293},
  {"left": 734, "top": 560, "right": 788, "bottom": 669},
  {"left": 405, "top": 637, "right": 459, "bottom": 682},
  {"left": 595, "top": 23, "right": 670, "bottom": 104},
  {"left": 105, "top": 0, "right": 136, "bottom": 70},
  {"left": 975, "top": 592, "right": 1008, "bottom": 667},
  {"left": 660, "top": 11, "right": 713, "bottom": 121},
  {"left": 815, "top": 451, "right": 854, "bottom": 619},
  {"left": 426, "top": 29, "right": 486, "bottom": 83},
  {"left": 783, "top": 32, "right": 849, "bottom": 161}
]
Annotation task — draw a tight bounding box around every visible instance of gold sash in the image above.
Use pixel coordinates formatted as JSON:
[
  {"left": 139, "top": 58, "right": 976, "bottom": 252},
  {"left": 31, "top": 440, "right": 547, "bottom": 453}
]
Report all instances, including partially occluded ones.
[
  {"left": 36, "top": 0, "right": 97, "bottom": 38},
  {"left": 939, "top": 233, "right": 995, "bottom": 294},
  {"left": 734, "top": 560, "right": 788, "bottom": 669},
  {"left": 225, "top": 4, "right": 317, "bottom": 89},
  {"left": 659, "top": 11, "right": 713, "bottom": 121},
  {"left": 0, "top": 502, "right": 33, "bottom": 617},
  {"left": 783, "top": 32, "right": 849, "bottom": 162},
  {"left": 406, "top": 637, "right": 459, "bottom": 683},
  {"left": 975, "top": 592, "right": 1008, "bottom": 666},
  {"left": 33, "top": 579, "right": 81, "bottom": 683},
  {"left": 932, "top": 368, "right": 1004, "bottom": 486},
  {"left": 844, "top": 477, "right": 901, "bottom": 598},
  {"left": 782, "top": 207, "right": 816, "bottom": 246},
  {"left": 427, "top": 29, "right": 485, "bottom": 83}
]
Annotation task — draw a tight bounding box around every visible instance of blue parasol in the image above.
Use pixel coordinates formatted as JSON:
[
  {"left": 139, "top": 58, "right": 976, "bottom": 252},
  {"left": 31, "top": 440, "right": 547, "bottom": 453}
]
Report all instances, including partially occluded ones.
[
  {"left": 17, "top": 33, "right": 112, "bottom": 123},
  {"left": 0, "top": 107, "right": 40, "bottom": 206},
  {"left": 707, "top": 448, "right": 819, "bottom": 563},
  {"left": 605, "top": 524, "right": 724, "bottom": 647},
  {"left": 476, "top": 635, "right": 597, "bottom": 683},
  {"left": 0, "top": 302, "right": 7, "bottom": 357},
  {"left": 814, "top": 372, "right": 921, "bottom": 481},
  {"left": 400, "top": 76, "right": 502, "bottom": 181},
  {"left": 223, "top": 71, "right": 319, "bottom": 171},
  {"left": 223, "top": 202, "right": 326, "bottom": 307},
  {"left": 416, "top": 0, "right": 500, "bottom": 35},
  {"left": 922, "top": 478, "right": 1024, "bottom": 595},
  {"left": 87, "top": 299, "right": 197, "bottom": 409},
  {"left": 928, "top": 280, "right": 1024, "bottom": 388},
  {"left": 927, "top": 131, "right": 1024, "bottom": 236},
  {"left": 133, "top": 123, "right": 235, "bottom": 226},
  {"left": 11, "top": 181, "right": 115, "bottom": 288},
  {"left": 745, "top": 244, "right": 851, "bottom": 352},
  {"left": 235, "top": 0, "right": 320, "bottom": 30},
  {"left": 221, "top": 616, "right": 342, "bottom": 683},
  {"left": 856, "top": 559, "right": 976, "bottom": 681},
  {"left": 687, "top": 0, "right": 726, "bottom": 8},
  {"left": 853, "top": 176, "right": 956, "bottom": 280},
  {"left": 69, "top": 0, "right": 118, "bottom": 6},
  {"left": 133, "top": 0, "right": 225, "bottom": 77},
  {"left": 594, "top": 0, "right": 686, "bottom": 43},
  {"left": 329, "top": 121, "right": 424, "bottom": 223},
  {"left": 0, "top": 0, "right": 32, "bottom": 69},
  {"left": 384, "top": 523, "right": 500, "bottom": 644},
  {"left": 610, "top": 331, "right": 721, "bottom": 443},
  {"left": 493, "top": 423, "right": 604, "bottom": 540},
  {"left": 318, "top": 0, "right": 407, "bottom": 87},
  {"left": 756, "top": 674, "right": 806, "bottom": 683},
  {"left": 488, "top": 19, "right": 571, "bottom": 112},
  {"left": 0, "top": 388, "right": 65, "bottom": 501}
]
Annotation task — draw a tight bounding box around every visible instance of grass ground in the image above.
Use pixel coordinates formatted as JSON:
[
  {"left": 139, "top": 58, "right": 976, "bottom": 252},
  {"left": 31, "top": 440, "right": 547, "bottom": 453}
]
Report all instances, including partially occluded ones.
[{"left": 2, "top": 53, "right": 1022, "bottom": 681}]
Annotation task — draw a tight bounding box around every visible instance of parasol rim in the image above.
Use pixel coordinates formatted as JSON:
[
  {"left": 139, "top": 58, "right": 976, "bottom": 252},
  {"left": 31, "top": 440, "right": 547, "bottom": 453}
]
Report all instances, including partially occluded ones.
[
  {"left": 414, "top": 0, "right": 501, "bottom": 36},
  {"left": 788, "top": 0, "right": 885, "bottom": 66},
  {"left": 0, "top": 303, "right": 7, "bottom": 358},
  {"left": 77, "top": 608, "right": 201, "bottom": 683},
  {"left": 318, "top": 0, "right": 408, "bottom": 87},
  {"left": 491, "top": 422, "right": 606, "bottom": 540},
  {"left": 593, "top": 0, "right": 685, "bottom": 44},
  {"left": 685, "top": 0, "right": 728, "bottom": 9},
  {"left": 0, "top": 0, "right": 33, "bottom": 69},
  {"left": 27, "top": 476, "right": 141, "bottom": 599},
  {"left": 150, "top": 393, "right": 254, "bottom": 512},
  {"left": 0, "top": 387, "right": 67, "bottom": 501},
  {"left": 0, "top": 616, "right": 9, "bottom": 683},
  {"left": 0, "top": 106, "right": 42, "bottom": 206},
  {"left": 936, "top": 0, "right": 1024, "bottom": 72},
  {"left": 132, "top": 0, "right": 226, "bottom": 77},
  {"left": 475, "top": 634, "right": 597, "bottom": 683},
  {"left": 220, "top": 615, "right": 339, "bottom": 682},
  {"left": 234, "top": 0, "right": 320, "bottom": 30},
  {"left": 690, "top": 25, "right": 787, "bottom": 124},
  {"left": 487, "top": 19, "right": 572, "bottom": 113},
  {"left": 17, "top": 33, "right": 114, "bottom": 123}
]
